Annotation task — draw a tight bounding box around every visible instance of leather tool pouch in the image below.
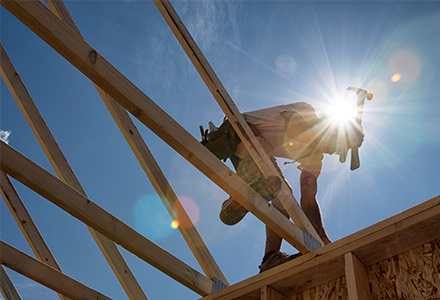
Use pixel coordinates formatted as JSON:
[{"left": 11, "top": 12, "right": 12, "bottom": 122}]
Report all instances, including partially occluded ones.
[{"left": 201, "top": 120, "right": 238, "bottom": 161}]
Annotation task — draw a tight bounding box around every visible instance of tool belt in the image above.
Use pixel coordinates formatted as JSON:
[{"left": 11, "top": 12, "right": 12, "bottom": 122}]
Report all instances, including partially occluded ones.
[{"left": 200, "top": 119, "right": 240, "bottom": 162}]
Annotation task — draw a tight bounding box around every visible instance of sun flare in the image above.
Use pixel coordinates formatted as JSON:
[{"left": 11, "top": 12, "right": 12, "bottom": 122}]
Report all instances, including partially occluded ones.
[{"left": 326, "top": 101, "right": 357, "bottom": 125}]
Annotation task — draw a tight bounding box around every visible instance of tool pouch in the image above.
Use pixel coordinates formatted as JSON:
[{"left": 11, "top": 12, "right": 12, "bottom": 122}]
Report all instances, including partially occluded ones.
[{"left": 201, "top": 120, "right": 238, "bottom": 161}]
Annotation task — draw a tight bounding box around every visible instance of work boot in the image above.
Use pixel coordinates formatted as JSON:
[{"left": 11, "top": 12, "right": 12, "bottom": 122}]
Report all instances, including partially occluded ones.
[
  {"left": 258, "top": 251, "right": 302, "bottom": 273},
  {"left": 219, "top": 176, "right": 282, "bottom": 226}
]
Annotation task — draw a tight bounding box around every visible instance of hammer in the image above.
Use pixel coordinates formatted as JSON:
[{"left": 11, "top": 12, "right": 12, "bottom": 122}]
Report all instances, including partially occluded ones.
[{"left": 346, "top": 87, "right": 373, "bottom": 170}]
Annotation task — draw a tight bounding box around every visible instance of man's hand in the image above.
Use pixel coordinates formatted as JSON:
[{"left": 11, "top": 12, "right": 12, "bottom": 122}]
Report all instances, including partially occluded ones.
[{"left": 347, "top": 124, "right": 364, "bottom": 148}]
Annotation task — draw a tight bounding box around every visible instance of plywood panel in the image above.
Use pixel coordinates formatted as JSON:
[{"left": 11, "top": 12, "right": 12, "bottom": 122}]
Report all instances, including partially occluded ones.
[{"left": 368, "top": 239, "right": 440, "bottom": 299}]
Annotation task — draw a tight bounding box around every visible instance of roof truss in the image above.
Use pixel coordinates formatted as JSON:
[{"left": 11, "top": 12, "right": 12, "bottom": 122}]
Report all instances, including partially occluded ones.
[{"left": 2, "top": 0, "right": 438, "bottom": 299}]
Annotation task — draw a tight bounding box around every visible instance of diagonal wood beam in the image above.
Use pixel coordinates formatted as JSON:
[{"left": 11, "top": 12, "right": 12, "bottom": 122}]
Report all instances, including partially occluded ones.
[
  {"left": 0, "top": 42, "right": 148, "bottom": 300},
  {"left": 153, "top": 0, "right": 322, "bottom": 247},
  {"left": 98, "top": 89, "right": 229, "bottom": 285},
  {"left": 0, "top": 265, "right": 22, "bottom": 300},
  {"left": 0, "top": 0, "right": 310, "bottom": 253},
  {"left": 0, "top": 172, "right": 70, "bottom": 300},
  {"left": 1, "top": 241, "right": 112, "bottom": 300},
  {"left": 0, "top": 142, "right": 213, "bottom": 296},
  {"left": 41, "top": 0, "right": 227, "bottom": 284}
]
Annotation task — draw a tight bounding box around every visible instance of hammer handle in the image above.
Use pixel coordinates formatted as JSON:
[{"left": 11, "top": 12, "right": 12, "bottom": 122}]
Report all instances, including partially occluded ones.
[
  {"left": 350, "top": 93, "right": 366, "bottom": 171},
  {"left": 351, "top": 147, "right": 360, "bottom": 170}
]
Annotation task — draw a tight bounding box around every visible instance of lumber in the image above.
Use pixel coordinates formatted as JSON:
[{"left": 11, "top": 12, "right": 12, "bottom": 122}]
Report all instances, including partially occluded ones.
[
  {"left": 45, "top": 0, "right": 227, "bottom": 286},
  {"left": 368, "top": 239, "right": 440, "bottom": 298},
  {"left": 0, "top": 172, "right": 70, "bottom": 300},
  {"left": 0, "top": 266, "right": 21, "bottom": 300},
  {"left": 0, "top": 0, "right": 310, "bottom": 253},
  {"left": 199, "top": 195, "right": 440, "bottom": 299},
  {"left": 153, "top": 0, "right": 322, "bottom": 247},
  {"left": 0, "top": 241, "right": 112, "bottom": 300},
  {"left": 345, "top": 252, "right": 370, "bottom": 300},
  {"left": 0, "top": 142, "right": 212, "bottom": 296},
  {"left": 0, "top": 42, "right": 148, "bottom": 300},
  {"left": 0, "top": 172, "right": 62, "bottom": 272},
  {"left": 99, "top": 88, "right": 228, "bottom": 285},
  {"left": 260, "top": 286, "right": 287, "bottom": 300}
]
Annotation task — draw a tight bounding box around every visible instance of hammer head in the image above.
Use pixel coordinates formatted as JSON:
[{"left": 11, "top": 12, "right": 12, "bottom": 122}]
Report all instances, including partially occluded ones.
[{"left": 347, "top": 87, "right": 373, "bottom": 101}]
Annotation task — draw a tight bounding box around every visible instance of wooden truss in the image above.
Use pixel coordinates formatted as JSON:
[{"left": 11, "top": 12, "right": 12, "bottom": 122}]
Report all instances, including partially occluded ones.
[{"left": 1, "top": 0, "right": 439, "bottom": 299}]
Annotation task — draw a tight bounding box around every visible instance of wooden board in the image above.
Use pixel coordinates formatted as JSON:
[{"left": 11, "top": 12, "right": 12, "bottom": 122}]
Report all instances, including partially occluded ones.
[
  {"left": 41, "top": 0, "right": 227, "bottom": 285},
  {"left": 0, "top": 142, "right": 213, "bottom": 296},
  {"left": 1, "top": 266, "right": 22, "bottom": 300},
  {"left": 0, "top": 0, "right": 308, "bottom": 253},
  {"left": 0, "top": 42, "right": 148, "bottom": 300},
  {"left": 368, "top": 239, "right": 440, "bottom": 299},
  {"left": 1, "top": 242, "right": 112, "bottom": 300},
  {"left": 290, "top": 277, "right": 347, "bottom": 300},
  {"left": 345, "top": 252, "right": 370, "bottom": 300}
]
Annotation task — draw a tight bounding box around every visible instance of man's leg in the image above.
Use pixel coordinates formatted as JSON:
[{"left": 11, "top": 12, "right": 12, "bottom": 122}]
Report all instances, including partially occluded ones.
[
  {"left": 300, "top": 171, "right": 331, "bottom": 245},
  {"left": 259, "top": 160, "right": 296, "bottom": 273},
  {"left": 264, "top": 198, "right": 289, "bottom": 254},
  {"left": 220, "top": 155, "right": 281, "bottom": 225}
]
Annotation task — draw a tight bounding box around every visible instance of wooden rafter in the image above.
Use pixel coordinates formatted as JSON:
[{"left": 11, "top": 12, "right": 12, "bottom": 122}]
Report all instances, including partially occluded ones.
[
  {"left": 0, "top": 43, "right": 148, "bottom": 300},
  {"left": 0, "top": 171, "right": 70, "bottom": 300},
  {"left": 42, "top": 0, "right": 228, "bottom": 285},
  {"left": 154, "top": 0, "right": 323, "bottom": 248},
  {"left": 0, "top": 265, "right": 22, "bottom": 300},
  {"left": 0, "top": 142, "right": 213, "bottom": 296},
  {"left": 99, "top": 88, "right": 229, "bottom": 285},
  {"left": 1, "top": 241, "right": 112, "bottom": 300},
  {"left": 0, "top": 0, "right": 310, "bottom": 253}
]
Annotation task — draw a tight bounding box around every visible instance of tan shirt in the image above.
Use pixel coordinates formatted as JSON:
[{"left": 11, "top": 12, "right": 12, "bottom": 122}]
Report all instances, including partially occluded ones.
[{"left": 236, "top": 102, "right": 324, "bottom": 177}]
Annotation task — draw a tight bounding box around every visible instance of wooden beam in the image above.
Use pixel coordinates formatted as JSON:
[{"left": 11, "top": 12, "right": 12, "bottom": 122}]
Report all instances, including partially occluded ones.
[
  {"left": 42, "top": 0, "right": 227, "bottom": 282},
  {"left": 98, "top": 88, "right": 228, "bottom": 285},
  {"left": 0, "top": 42, "right": 148, "bottom": 300},
  {"left": 199, "top": 195, "right": 440, "bottom": 299},
  {"left": 0, "top": 142, "right": 213, "bottom": 296},
  {"left": 345, "top": 252, "right": 370, "bottom": 300},
  {"left": 153, "top": 0, "right": 322, "bottom": 247},
  {"left": 0, "top": 0, "right": 309, "bottom": 253},
  {"left": 260, "top": 286, "right": 287, "bottom": 300},
  {"left": 0, "top": 266, "right": 21, "bottom": 300},
  {"left": 0, "top": 172, "right": 70, "bottom": 300},
  {"left": 1, "top": 241, "right": 112, "bottom": 300}
]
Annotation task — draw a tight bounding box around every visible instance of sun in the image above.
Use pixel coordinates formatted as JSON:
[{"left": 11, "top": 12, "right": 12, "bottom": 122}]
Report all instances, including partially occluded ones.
[{"left": 326, "top": 100, "right": 357, "bottom": 125}]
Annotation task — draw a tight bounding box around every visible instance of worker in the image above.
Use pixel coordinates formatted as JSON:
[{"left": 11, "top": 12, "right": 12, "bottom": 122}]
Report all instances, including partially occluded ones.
[{"left": 201, "top": 102, "right": 364, "bottom": 272}]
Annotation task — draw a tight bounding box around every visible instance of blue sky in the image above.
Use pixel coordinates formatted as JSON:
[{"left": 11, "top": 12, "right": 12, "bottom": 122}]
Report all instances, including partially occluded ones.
[{"left": 1, "top": 1, "right": 440, "bottom": 299}]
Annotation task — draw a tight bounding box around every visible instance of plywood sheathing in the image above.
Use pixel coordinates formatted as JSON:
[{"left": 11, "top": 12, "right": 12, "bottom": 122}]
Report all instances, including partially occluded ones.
[
  {"left": 288, "top": 239, "right": 440, "bottom": 300},
  {"left": 290, "top": 277, "right": 348, "bottom": 300},
  {"left": 369, "top": 239, "right": 440, "bottom": 299}
]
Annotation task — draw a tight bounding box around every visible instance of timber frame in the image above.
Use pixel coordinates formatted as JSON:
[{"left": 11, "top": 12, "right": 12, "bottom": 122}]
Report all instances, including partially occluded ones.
[{"left": 1, "top": 0, "right": 439, "bottom": 299}]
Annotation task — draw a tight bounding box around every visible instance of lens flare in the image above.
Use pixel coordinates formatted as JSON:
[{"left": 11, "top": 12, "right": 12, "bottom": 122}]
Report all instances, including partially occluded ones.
[
  {"left": 175, "top": 196, "right": 200, "bottom": 228},
  {"left": 325, "top": 98, "right": 357, "bottom": 126},
  {"left": 170, "top": 220, "right": 180, "bottom": 229},
  {"left": 387, "top": 50, "right": 421, "bottom": 84},
  {"left": 275, "top": 55, "right": 297, "bottom": 75},
  {"left": 133, "top": 194, "right": 174, "bottom": 241},
  {"left": 391, "top": 73, "right": 401, "bottom": 82}
]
